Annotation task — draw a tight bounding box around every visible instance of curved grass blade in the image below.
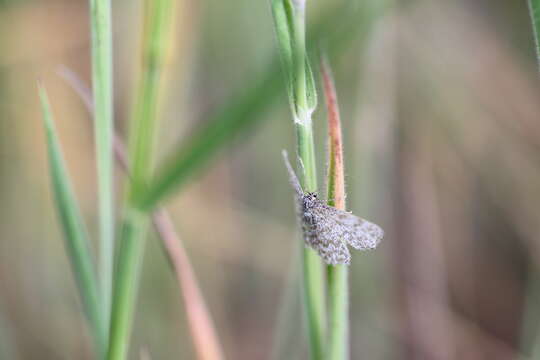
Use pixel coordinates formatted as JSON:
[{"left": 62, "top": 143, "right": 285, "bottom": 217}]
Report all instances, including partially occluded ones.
[
  {"left": 136, "top": 65, "right": 282, "bottom": 210},
  {"left": 38, "top": 85, "right": 106, "bottom": 357},
  {"left": 271, "top": 0, "right": 295, "bottom": 110}
]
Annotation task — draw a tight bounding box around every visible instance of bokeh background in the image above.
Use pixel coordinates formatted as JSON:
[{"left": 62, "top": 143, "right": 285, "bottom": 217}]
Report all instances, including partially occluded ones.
[{"left": 1, "top": 0, "right": 540, "bottom": 359}]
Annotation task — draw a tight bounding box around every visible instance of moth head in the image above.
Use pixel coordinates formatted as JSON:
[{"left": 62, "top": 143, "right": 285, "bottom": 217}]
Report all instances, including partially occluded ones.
[{"left": 303, "top": 192, "right": 319, "bottom": 208}]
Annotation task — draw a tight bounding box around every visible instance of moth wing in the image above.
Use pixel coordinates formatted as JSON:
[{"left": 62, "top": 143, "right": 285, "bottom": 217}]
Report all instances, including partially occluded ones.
[
  {"left": 301, "top": 218, "right": 318, "bottom": 250},
  {"left": 347, "top": 217, "right": 384, "bottom": 250},
  {"left": 313, "top": 202, "right": 383, "bottom": 251},
  {"left": 308, "top": 204, "right": 351, "bottom": 265}
]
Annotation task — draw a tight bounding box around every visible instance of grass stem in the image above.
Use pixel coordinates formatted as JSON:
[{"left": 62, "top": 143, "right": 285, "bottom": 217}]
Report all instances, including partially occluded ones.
[
  {"left": 528, "top": 0, "right": 540, "bottom": 69},
  {"left": 272, "top": 1, "right": 326, "bottom": 358},
  {"left": 321, "top": 56, "right": 349, "bottom": 360},
  {"left": 89, "top": 0, "right": 115, "bottom": 330},
  {"left": 297, "top": 120, "right": 326, "bottom": 360},
  {"left": 129, "top": 0, "right": 173, "bottom": 202},
  {"left": 107, "top": 210, "right": 149, "bottom": 360},
  {"left": 107, "top": 0, "right": 174, "bottom": 358},
  {"left": 292, "top": 3, "right": 326, "bottom": 360}
]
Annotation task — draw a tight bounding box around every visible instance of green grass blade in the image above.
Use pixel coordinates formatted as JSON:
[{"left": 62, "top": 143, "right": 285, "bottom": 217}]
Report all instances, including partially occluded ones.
[
  {"left": 107, "top": 210, "right": 149, "bottom": 360},
  {"left": 129, "top": 0, "right": 173, "bottom": 200},
  {"left": 271, "top": 0, "right": 295, "bottom": 106},
  {"left": 326, "top": 266, "right": 348, "bottom": 360},
  {"left": 528, "top": 0, "right": 540, "bottom": 68},
  {"left": 107, "top": 0, "right": 174, "bottom": 358},
  {"left": 137, "top": 65, "right": 282, "bottom": 210},
  {"left": 271, "top": 0, "right": 317, "bottom": 124},
  {"left": 273, "top": 1, "right": 326, "bottom": 359},
  {"left": 295, "top": 95, "right": 325, "bottom": 360},
  {"left": 89, "top": 0, "right": 115, "bottom": 326},
  {"left": 39, "top": 85, "right": 106, "bottom": 357},
  {"left": 305, "top": 58, "right": 317, "bottom": 113}
]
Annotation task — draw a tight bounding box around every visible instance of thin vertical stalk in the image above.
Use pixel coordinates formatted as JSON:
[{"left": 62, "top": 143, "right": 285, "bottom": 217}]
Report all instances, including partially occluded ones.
[
  {"left": 321, "top": 57, "right": 349, "bottom": 360},
  {"left": 292, "top": 1, "right": 308, "bottom": 123},
  {"left": 40, "top": 86, "right": 107, "bottom": 357},
  {"left": 272, "top": 0, "right": 326, "bottom": 358},
  {"left": 292, "top": 3, "right": 326, "bottom": 360},
  {"left": 130, "top": 0, "right": 173, "bottom": 202},
  {"left": 528, "top": 0, "right": 540, "bottom": 69},
  {"left": 107, "top": 0, "right": 174, "bottom": 358},
  {"left": 297, "top": 128, "right": 326, "bottom": 360},
  {"left": 107, "top": 210, "right": 149, "bottom": 360},
  {"left": 89, "top": 0, "right": 114, "bottom": 328},
  {"left": 295, "top": 82, "right": 325, "bottom": 360},
  {"left": 272, "top": 0, "right": 326, "bottom": 360}
]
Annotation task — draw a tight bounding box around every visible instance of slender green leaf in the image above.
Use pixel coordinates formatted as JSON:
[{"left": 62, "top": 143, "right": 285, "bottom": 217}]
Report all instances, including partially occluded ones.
[
  {"left": 107, "top": 0, "right": 174, "bottom": 359},
  {"left": 129, "top": 0, "right": 173, "bottom": 200},
  {"left": 272, "top": 0, "right": 317, "bottom": 121},
  {"left": 39, "top": 85, "right": 106, "bottom": 357},
  {"left": 89, "top": 0, "right": 115, "bottom": 326},
  {"left": 107, "top": 210, "right": 149, "bottom": 360},
  {"left": 305, "top": 58, "right": 317, "bottom": 113},
  {"left": 301, "top": 248, "right": 326, "bottom": 360},
  {"left": 273, "top": 1, "right": 326, "bottom": 359},
  {"left": 528, "top": 0, "right": 540, "bottom": 68},
  {"left": 271, "top": 0, "right": 295, "bottom": 106},
  {"left": 137, "top": 65, "right": 282, "bottom": 210}
]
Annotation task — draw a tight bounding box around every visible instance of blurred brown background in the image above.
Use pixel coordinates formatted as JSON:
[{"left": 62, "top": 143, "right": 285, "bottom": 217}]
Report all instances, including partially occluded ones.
[{"left": 1, "top": 0, "right": 540, "bottom": 359}]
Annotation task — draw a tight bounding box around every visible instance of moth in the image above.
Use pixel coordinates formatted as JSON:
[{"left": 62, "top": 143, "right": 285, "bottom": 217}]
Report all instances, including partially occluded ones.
[{"left": 282, "top": 150, "right": 383, "bottom": 265}]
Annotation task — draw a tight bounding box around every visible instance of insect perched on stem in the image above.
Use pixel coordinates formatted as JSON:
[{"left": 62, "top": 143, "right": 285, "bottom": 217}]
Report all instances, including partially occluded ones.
[{"left": 282, "top": 150, "right": 383, "bottom": 265}]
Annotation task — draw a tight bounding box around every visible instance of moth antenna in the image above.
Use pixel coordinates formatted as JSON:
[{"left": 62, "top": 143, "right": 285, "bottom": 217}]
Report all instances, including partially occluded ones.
[
  {"left": 297, "top": 156, "right": 306, "bottom": 181},
  {"left": 282, "top": 150, "right": 303, "bottom": 195}
]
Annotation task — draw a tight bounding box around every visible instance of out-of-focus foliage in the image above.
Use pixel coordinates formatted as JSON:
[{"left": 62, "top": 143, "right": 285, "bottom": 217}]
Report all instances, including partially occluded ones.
[{"left": 2, "top": 0, "right": 540, "bottom": 359}]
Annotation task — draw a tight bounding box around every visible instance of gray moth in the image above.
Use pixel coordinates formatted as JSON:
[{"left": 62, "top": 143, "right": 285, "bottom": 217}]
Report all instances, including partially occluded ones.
[{"left": 282, "top": 150, "right": 383, "bottom": 265}]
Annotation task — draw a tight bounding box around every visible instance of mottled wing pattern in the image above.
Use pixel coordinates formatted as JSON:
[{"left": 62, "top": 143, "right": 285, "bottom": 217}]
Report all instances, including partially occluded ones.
[
  {"left": 346, "top": 216, "right": 384, "bottom": 250},
  {"left": 304, "top": 202, "right": 351, "bottom": 265},
  {"left": 306, "top": 200, "right": 383, "bottom": 265},
  {"left": 314, "top": 202, "right": 383, "bottom": 250},
  {"left": 282, "top": 149, "right": 383, "bottom": 265}
]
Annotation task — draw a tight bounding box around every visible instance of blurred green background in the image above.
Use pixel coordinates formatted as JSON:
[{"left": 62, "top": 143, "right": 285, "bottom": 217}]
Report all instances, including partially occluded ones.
[{"left": 1, "top": 0, "right": 540, "bottom": 359}]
